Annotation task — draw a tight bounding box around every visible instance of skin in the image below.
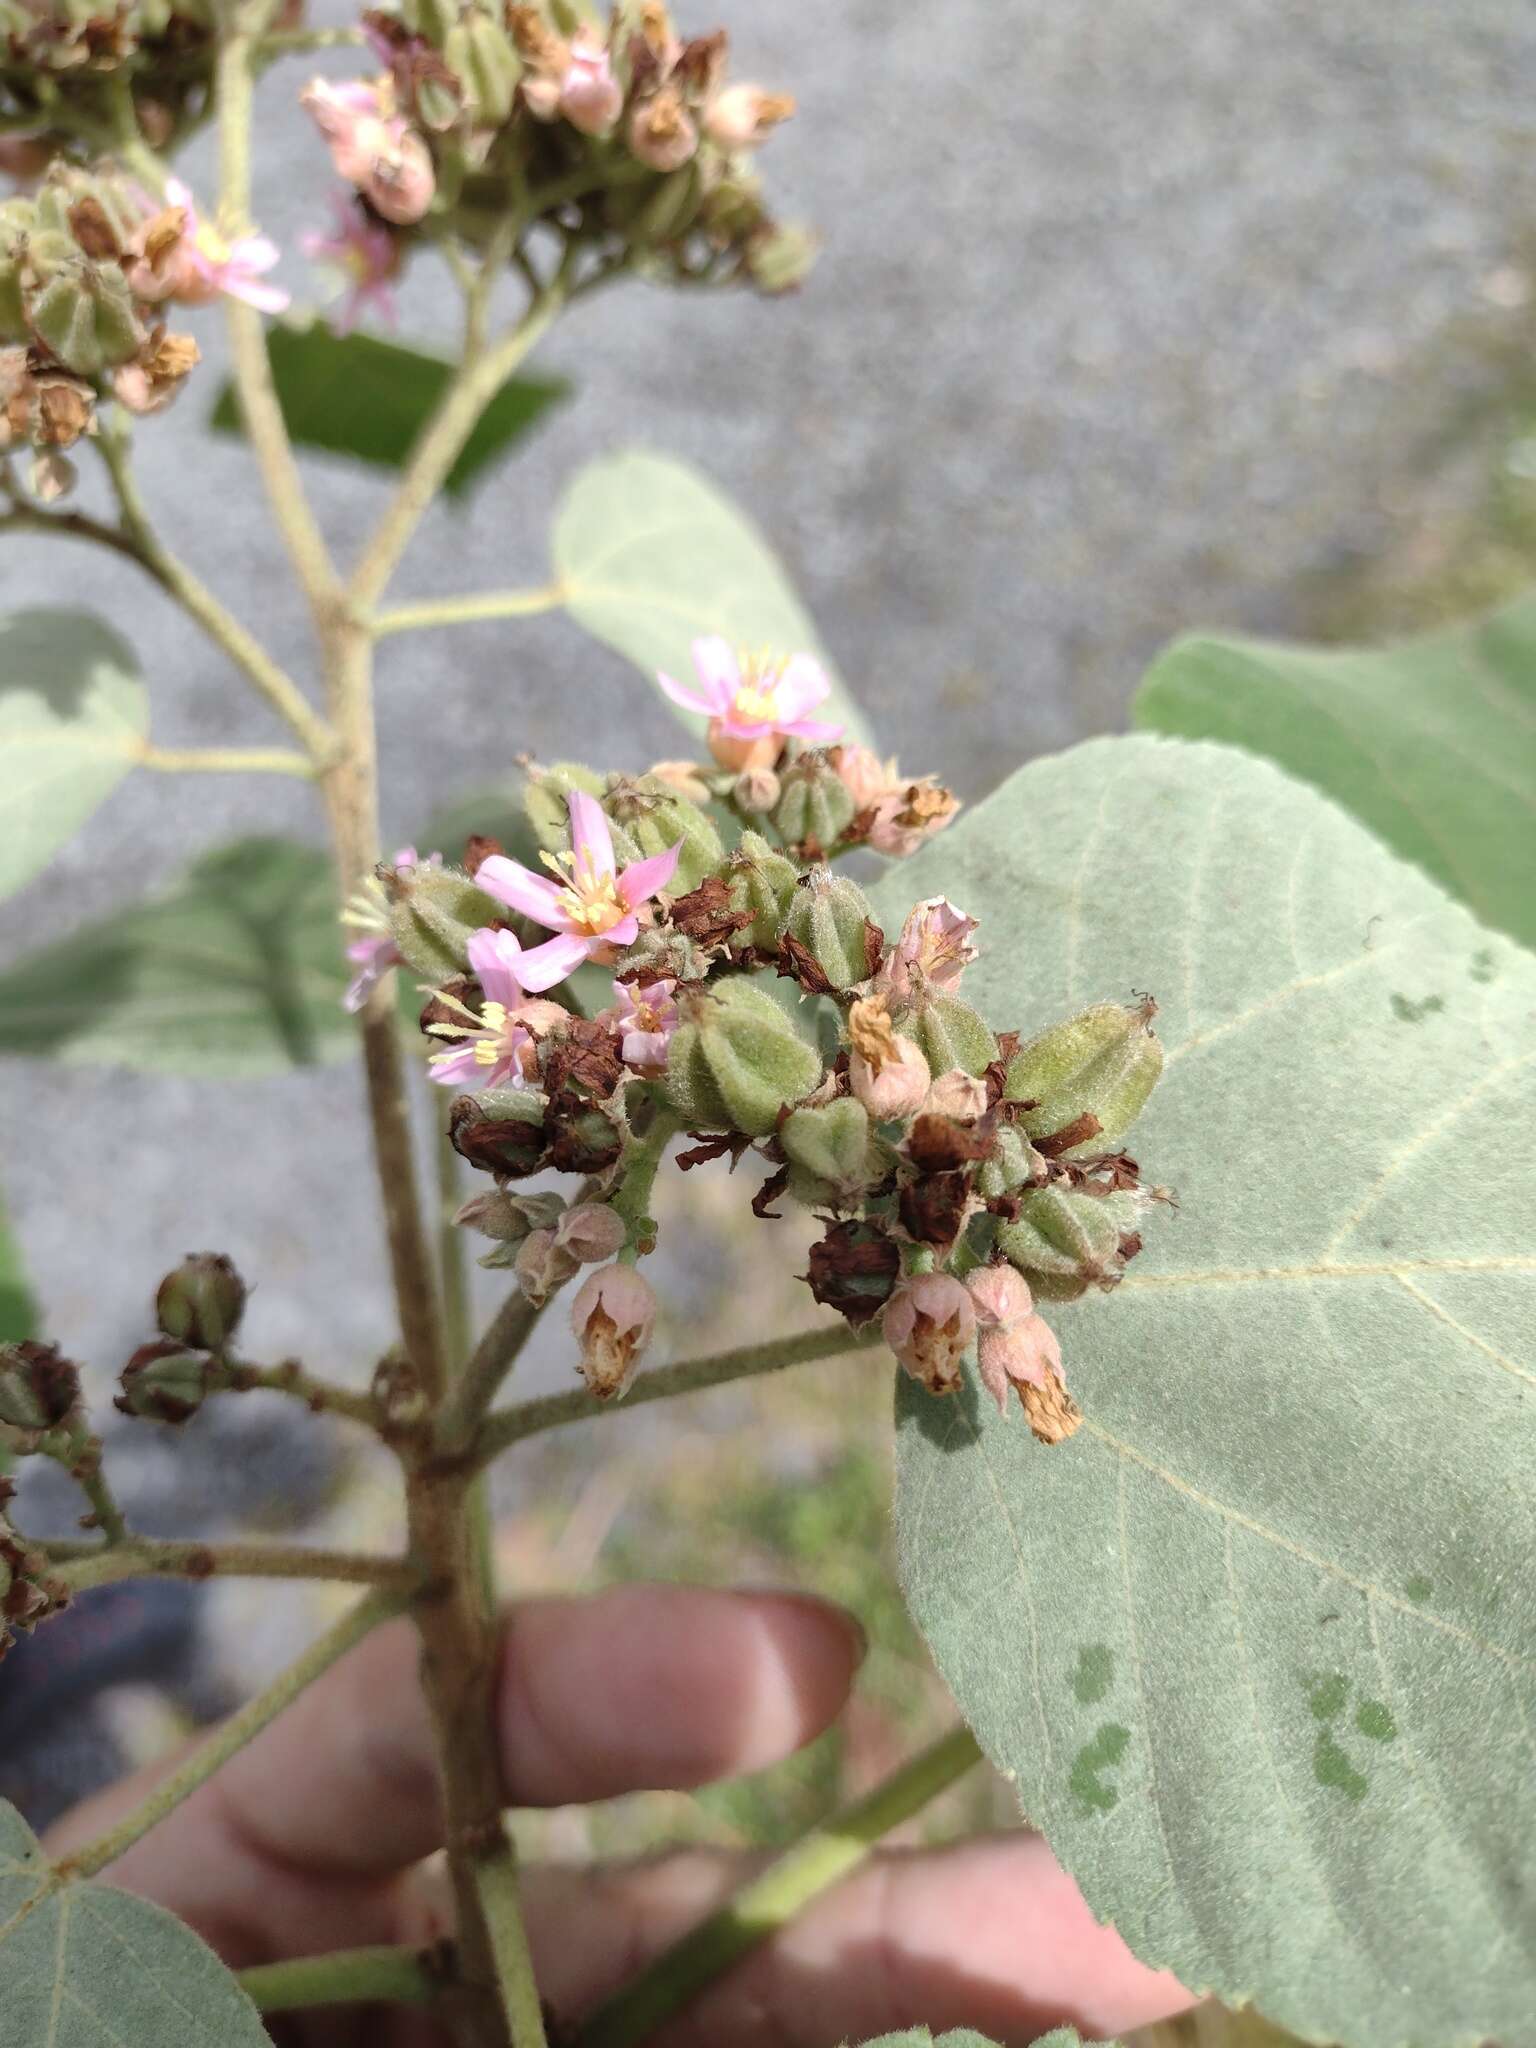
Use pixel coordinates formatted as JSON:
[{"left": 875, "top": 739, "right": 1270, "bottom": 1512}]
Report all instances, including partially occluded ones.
[{"left": 45, "top": 1582, "right": 1192, "bottom": 2046}]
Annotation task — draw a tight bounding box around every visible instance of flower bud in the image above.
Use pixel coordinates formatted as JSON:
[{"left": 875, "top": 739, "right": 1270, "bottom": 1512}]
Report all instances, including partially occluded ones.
[
  {"left": 865, "top": 776, "right": 959, "bottom": 858},
  {"left": 664, "top": 976, "right": 822, "bottom": 1136},
  {"left": 555, "top": 1200, "right": 627, "bottom": 1263},
  {"left": 997, "top": 1187, "right": 1142, "bottom": 1301},
  {"left": 882, "top": 1272, "right": 975, "bottom": 1397},
  {"left": 724, "top": 831, "right": 798, "bottom": 952},
  {"left": 745, "top": 221, "right": 818, "bottom": 294},
  {"left": 386, "top": 862, "right": 501, "bottom": 980},
  {"left": 830, "top": 743, "right": 895, "bottom": 810},
  {"left": 362, "top": 127, "right": 436, "bottom": 225},
  {"left": 0, "top": 1341, "right": 80, "bottom": 1434},
  {"left": 780, "top": 1098, "right": 878, "bottom": 1207},
  {"left": 847, "top": 993, "right": 931, "bottom": 1119},
  {"left": 648, "top": 759, "right": 712, "bottom": 804},
  {"left": 515, "top": 1227, "right": 580, "bottom": 1305},
  {"left": 965, "top": 1263, "right": 1033, "bottom": 1330},
  {"left": 28, "top": 451, "right": 74, "bottom": 501},
  {"left": 1004, "top": 999, "right": 1163, "bottom": 1156},
  {"left": 705, "top": 84, "right": 796, "bottom": 151},
  {"left": 604, "top": 775, "right": 722, "bottom": 893},
  {"left": 896, "top": 990, "right": 998, "bottom": 1078},
  {"left": 155, "top": 1253, "right": 246, "bottom": 1350},
  {"left": 629, "top": 86, "right": 697, "bottom": 171},
  {"left": 453, "top": 1188, "right": 565, "bottom": 1242},
  {"left": 560, "top": 28, "right": 623, "bottom": 134},
  {"left": 733, "top": 766, "right": 781, "bottom": 814},
  {"left": 115, "top": 1338, "right": 211, "bottom": 1425},
  {"left": 780, "top": 868, "right": 881, "bottom": 992},
  {"left": 449, "top": 1087, "right": 548, "bottom": 1177},
  {"left": 882, "top": 897, "right": 978, "bottom": 1001},
  {"left": 571, "top": 1265, "right": 656, "bottom": 1401},
  {"left": 774, "top": 752, "right": 855, "bottom": 854},
  {"left": 978, "top": 1310, "right": 1066, "bottom": 1420}
]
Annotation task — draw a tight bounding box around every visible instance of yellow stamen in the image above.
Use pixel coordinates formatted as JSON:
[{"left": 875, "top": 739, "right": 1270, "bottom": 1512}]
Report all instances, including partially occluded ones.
[{"left": 732, "top": 646, "right": 788, "bottom": 725}]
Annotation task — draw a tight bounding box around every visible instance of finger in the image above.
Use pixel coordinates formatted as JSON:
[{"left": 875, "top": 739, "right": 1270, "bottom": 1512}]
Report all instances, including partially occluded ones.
[
  {"left": 45, "top": 1583, "right": 863, "bottom": 1961},
  {"left": 506, "top": 1833, "right": 1192, "bottom": 2048}
]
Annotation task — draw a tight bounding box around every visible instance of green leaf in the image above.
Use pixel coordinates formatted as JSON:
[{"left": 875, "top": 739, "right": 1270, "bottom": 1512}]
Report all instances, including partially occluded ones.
[
  {"left": 0, "top": 837, "right": 355, "bottom": 1074},
  {"left": 0, "top": 1181, "right": 35, "bottom": 1345},
  {"left": 209, "top": 322, "right": 569, "bottom": 496},
  {"left": 0, "top": 1797, "right": 271, "bottom": 2045},
  {"left": 551, "top": 449, "right": 870, "bottom": 744},
  {"left": 877, "top": 736, "right": 1536, "bottom": 2048},
  {"left": 0, "top": 609, "right": 147, "bottom": 902},
  {"left": 1134, "top": 596, "right": 1536, "bottom": 950}
]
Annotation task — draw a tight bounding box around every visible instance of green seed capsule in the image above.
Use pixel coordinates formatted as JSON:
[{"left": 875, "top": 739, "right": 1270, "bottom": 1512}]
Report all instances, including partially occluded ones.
[
  {"left": 388, "top": 865, "right": 503, "bottom": 981},
  {"left": 976, "top": 1122, "right": 1047, "bottom": 1201},
  {"left": 997, "top": 1187, "right": 1142, "bottom": 1301},
  {"left": 665, "top": 977, "right": 823, "bottom": 1136},
  {"left": 897, "top": 991, "right": 997, "bottom": 1077},
  {"left": 115, "top": 1339, "right": 211, "bottom": 1426},
  {"left": 155, "top": 1253, "right": 247, "bottom": 1350},
  {"left": 604, "top": 775, "right": 723, "bottom": 894},
  {"left": 774, "top": 752, "right": 854, "bottom": 852},
  {"left": 780, "top": 1097, "right": 879, "bottom": 1207},
  {"left": 1004, "top": 999, "right": 1163, "bottom": 1155},
  {"left": 27, "top": 258, "right": 140, "bottom": 377},
  {"left": 725, "top": 831, "right": 798, "bottom": 951},
  {"left": 780, "top": 868, "right": 878, "bottom": 991},
  {"left": 525, "top": 762, "right": 606, "bottom": 852}
]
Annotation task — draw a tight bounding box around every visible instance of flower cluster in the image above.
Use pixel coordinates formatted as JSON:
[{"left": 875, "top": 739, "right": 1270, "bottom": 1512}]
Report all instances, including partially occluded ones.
[
  {"left": 0, "top": 0, "right": 235, "bottom": 164},
  {"left": 370, "top": 649, "right": 1168, "bottom": 1426},
  {"left": 301, "top": 0, "right": 811, "bottom": 307},
  {"left": 0, "top": 161, "right": 283, "bottom": 494}
]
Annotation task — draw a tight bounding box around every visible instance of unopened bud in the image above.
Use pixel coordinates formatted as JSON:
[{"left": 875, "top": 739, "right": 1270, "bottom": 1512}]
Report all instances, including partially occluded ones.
[
  {"left": 997, "top": 1187, "right": 1142, "bottom": 1301},
  {"left": 515, "top": 1227, "right": 580, "bottom": 1305},
  {"left": 571, "top": 1264, "right": 656, "bottom": 1400},
  {"left": 555, "top": 1201, "right": 627, "bottom": 1263},
  {"left": 864, "top": 776, "right": 959, "bottom": 858},
  {"left": 155, "top": 1253, "right": 246, "bottom": 1350},
  {"left": 665, "top": 976, "right": 822, "bottom": 1136},
  {"left": 0, "top": 1341, "right": 81, "bottom": 1434},
  {"left": 704, "top": 84, "right": 796, "bottom": 150},
  {"left": 28, "top": 451, "right": 74, "bottom": 502},
  {"left": 116, "top": 1339, "right": 211, "bottom": 1425},
  {"left": 363, "top": 127, "right": 436, "bottom": 225},
  {"left": 724, "top": 830, "right": 798, "bottom": 951},
  {"left": 965, "top": 1263, "right": 1033, "bottom": 1329},
  {"left": 1004, "top": 999, "right": 1163, "bottom": 1156},
  {"left": 560, "top": 29, "right": 623, "bottom": 133},
  {"left": 848, "top": 994, "right": 931, "bottom": 1118},
  {"left": 780, "top": 1098, "right": 878, "bottom": 1207},
  {"left": 629, "top": 86, "right": 697, "bottom": 171},
  {"left": 647, "top": 759, "right": 712, "bottom": 804},
  {"left": 882, "top": 1272, "right": 975, "bottom": 1396},
  {"left": 453, "top": 1188, "right": 565, "bottom": 1242},
  {"left": 774, "top": 752, "right": 855, "bottom": 853},
  {"left": 829, "top": 743, "right": 894, "bottom": 810},
  {"left": 781, "top": 868, "right": 881, "bottom": 992},
  {"left": 733, "top": 766, "right": 780, "bottom": 814}
]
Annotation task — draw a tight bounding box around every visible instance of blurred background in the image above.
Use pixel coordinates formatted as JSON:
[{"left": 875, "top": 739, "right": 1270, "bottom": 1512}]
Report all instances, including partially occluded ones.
[{"left": 4, "top": 0, "right": 1536, "bottom": 1944}]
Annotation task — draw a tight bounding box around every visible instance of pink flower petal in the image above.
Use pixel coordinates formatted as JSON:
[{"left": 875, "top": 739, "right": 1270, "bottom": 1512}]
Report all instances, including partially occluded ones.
[
  {"left": 691, "top": 636, "right": 741, "bottom": 704},
  {"left": 567, "top": 790, "right": 616, "bottom": 883},
  {"left": 781, "top": 713, "right": 845, "bottom": 743},
  {"left": 227, "top": 274, "right": 291, "bottom": 314},
  {"left": 656, "top": 666, "right": 724, "bottom": 717},
  {"left": 603, "top": 912, "right": 641, "bottom": 948},
  {"left": 616, "top": 840, "right": 682, "bottom": 909},
  {"left": 774, "top": 653, "right": 833, "bottom": 722},
  {"left": 235, "top": 235, "right": 282, "bottom": 273},
  {"left": 466, "top": 927, "right": 526, "bottom": 1011},
  {"left": 475, "top": 855, "right": 569, "bottom": 930},
  {"left": 428, "top": 1042, "right": 484, "bottom": 1087},
  {"left": 514, "top": 930, "right": 592, "bottom": 993}
]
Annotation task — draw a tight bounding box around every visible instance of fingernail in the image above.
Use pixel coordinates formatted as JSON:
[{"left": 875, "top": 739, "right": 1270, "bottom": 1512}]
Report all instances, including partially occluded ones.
[{"left": 756, "top": 1587, "right": 870, "bottom": 1670}]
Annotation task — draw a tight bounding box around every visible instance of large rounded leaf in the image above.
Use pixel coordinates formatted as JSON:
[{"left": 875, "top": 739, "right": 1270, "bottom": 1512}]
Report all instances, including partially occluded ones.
[
  {"left": 876, "top": 737, "right": 1536, "bottom": 2048},
  {"left": 0, "top": 1797, "right": 271, "bottom": 2045},
  {"left": 0, "top": 837, "right": 353, "bottom": 1074},
  {"left": 1134, "top": 597, "right": 1536, "bottom": 950},
  {"left": 0, "top": 609, "right": 147, "bottom": 901},
  {"left": 551, "top": 450, "right": 869, "bottom": 743}
]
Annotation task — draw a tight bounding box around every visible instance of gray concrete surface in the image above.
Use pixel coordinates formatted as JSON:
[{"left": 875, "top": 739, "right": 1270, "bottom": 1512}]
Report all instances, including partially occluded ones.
[{"left": 6, "top": 0, "right": 1536, "bottom": 1398}]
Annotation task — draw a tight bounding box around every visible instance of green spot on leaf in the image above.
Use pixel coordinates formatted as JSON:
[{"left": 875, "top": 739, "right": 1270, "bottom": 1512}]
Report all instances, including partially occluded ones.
[
  {"left": 1315, "top": 1729, "right": 1369, "bottom": 1803},
  {"left": 1405, "top": 1575, "right": 1434, "bottom": 1603},
  {"left": 1307, "top": 1671, "right": 1349, "bottom": 1721},
  {"left": 1390, "top": 993, "right": 1445, "bottom": 1024},
  {"left": 1469, "top": 950, "right": 1497, "bottom": 985},
  {"left": 1355, "top": 1699, "right": 1397, "bottom": 1743},
  {"left": 1071, "top": 1644, "right": 1115, "bottom": 1705},
  {"left": 1069, "top": 1723, "right": 1130, "bottom": 1815}
]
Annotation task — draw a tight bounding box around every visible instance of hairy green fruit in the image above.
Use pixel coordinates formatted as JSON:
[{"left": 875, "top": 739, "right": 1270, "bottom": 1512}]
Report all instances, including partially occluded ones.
[
  {"left": 525, "top": 762, "right": 605, "bottom": 851},
  {"left": 155, "top": 1253, "right": 247, "bottom": 1351},
  {"left": 725, "top": 831, "right": 799, "bottom": 951},
  {"left": 604, "top": 774, "right": 723, "bottom": 893},
  {"left": 781, "top": 867, "right": 879, "bottom": 991},
  {"left": 27, "top": 258, "right": 140, "bottom": 377},
  {"left": 1004, "top": 998, "right": 1163, "bottom": 1154},
  {"left": 665, "top": 977, "right": 823, "bottom": 1135},
  {"left": 387, "top": 865, "right": 502, "bottom": 980},
  {"left": 897, "top": 990, "right": 998, "bottom": 1077},
  {"left": 774, "top": 752, "right": 855, "bottom": 851},
  {"left": 976, "top": 1122, "right": 1047, "bottom": 1201},
  {"left": 996, "top": 1186, "right": 1143, "bottom": 1300},
  {"left": 780, "top": 1097, "right": 882, "bottom": 1207}
]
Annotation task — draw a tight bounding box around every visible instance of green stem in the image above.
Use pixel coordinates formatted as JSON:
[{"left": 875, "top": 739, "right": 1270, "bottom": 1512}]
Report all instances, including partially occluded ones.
[
  {"left": 223, "top": 1355, "right": 380, "bottom": 1428},
  {"left": 371, "top": 584, "right": 566, "bottom": 638},
  {"left": 49, "top": 1539, "right": 417, "bottom": 1594},
  {"left": 255, "top": 24, "right": 366, "bottom": 54},
  {"left": 240, "top": 1945, "right": 439, "bottom": 2014},
  {"left": 574, "top": 1726, "right": 985, "bottom": 2048},
  {"left": 476, "top": 1840, "right": 549, "bottom": 2048},
  {"left": 55, "top": 1586, "right": 406, "bottom": 1880},
  {"left": 437, "top": 1117, "right": 473, "bottom": 1372},
  {"left": 138, "top": 743, "right": 315, "bottom": 776},
  {"left": 612, "top": 1101, "right": 681, "bottom": 1261},
  {"left": 475, "top": 1323, "right": 884, "bottom": 1466},
  {"left": 437, "top": 1289, "right": 543, "bottom": 1456}
]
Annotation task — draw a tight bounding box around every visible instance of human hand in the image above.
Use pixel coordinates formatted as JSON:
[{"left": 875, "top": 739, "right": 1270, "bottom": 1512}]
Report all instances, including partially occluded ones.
[{"left": 45, "top": 1583, "right": 1191, "bottom": 2045}]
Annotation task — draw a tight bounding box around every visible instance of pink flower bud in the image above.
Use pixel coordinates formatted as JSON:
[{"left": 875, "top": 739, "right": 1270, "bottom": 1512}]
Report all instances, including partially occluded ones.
[
  {"left": 571, "top": 1265, "right": 657, "bottom": 1401},
  {"left": 977, "top": 1310, "right": 1063, "bottom": 1417},
  {"left": 831, "top": 743, "right": 897, "bottom": 811},
  {"left": 883, "top": 897, "right": 979, "bottom": 1000},
  {"left": 923, "top": 1069, "right": 989, "bottom": 1121},
  {"left": 361, "top": 127, "right": 435, "bottom": 225},
  {"left": 629, "top": 86, "right": 698, "bottom": 172},
  {"left": 554, "top": 1201, "right": 627, "bottom": 1265},
  {"left": 301, "top": 77, "right": 387, "bottom": 184},
  {"left": 704, "top": 84, "right": 796, "bottom": 150},
  {"left": 707, "top": 721, "right": 779, "bottom": 773},
  {"left": 560, "top": 30, "right": 623, "bottom": 135},
  {"left": 882, "top": 1272, "right": 975, "bottom": 1396},
  {"left": 850, "top": 1036, "right": 930, "bottom": 1119},
  {"left": 648, "top": 759, "right": 713, "bottom": 804},
  {"left": 866, "top": 778, "right": 960, "bottom": 860},
  {"left": 733, "top": 766, "right": 781, "bottom": 813},
  {"left": 516, "top": 1228, "right": 580, "bottom": 1306},
  {"left": 965, "top": 1263, "right": 1033, "bottom": 1330}
]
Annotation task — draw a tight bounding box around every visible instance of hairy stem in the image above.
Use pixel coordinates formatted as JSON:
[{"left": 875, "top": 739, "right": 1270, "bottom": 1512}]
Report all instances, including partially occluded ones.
[
  {"left": 475, "top": 1323, "right": 884, "bottom": 1465},
  {"left": 138, "top": 743, "right": 316, "bottom": 776},
  {"left": 240, "top": 1945, "right": 440, "bottom": 2014},
  {"left": 612, "top": 1101, "right": 680, "bottom": 1260},
  {"left": 55, "top": 1586, "right": 406, "bottom": 1880},
  {"left": 223, "top": 1355, "right": 380, "bottom": 1427},
  {"left": 348, "top": 281, "right": 569, "bottom": 613},
  {"left": 371, "top": 584, "right": 566, "bottom": 638},
  {"left": 49, "top": 1539, "right": 418, "bottom": 1594},
  {"left": 437, "top": 1116, "right": 473, "bottom": 1371},
  {"left": 439, "top": 1289, "right": 543, "bottom": 1456},
  {"left": 574, "top": 1726, "right": 985, "bottom": 2048}
]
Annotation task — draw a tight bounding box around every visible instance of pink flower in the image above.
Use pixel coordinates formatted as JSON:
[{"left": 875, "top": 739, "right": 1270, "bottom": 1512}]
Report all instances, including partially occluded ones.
[
  {"left": 425, "top": 928, "right": 564, "bottom": 1090},
  {"left": 301, "top": 196, "right": 399, "bottom": 333},
  {"left": 571, "top": 1264, "right": 657, "bottom": 1401},
  {"left": 704, "top": 84, "right": 796, "bottom": 150},
  {"left": 341, "top": 845, "right": 427, "bottom": 1013},
  {"left": 131, "top": 180, "right": 288, "bottom": 313},
  {"left": 832, "top": 744, "right": 897, "bottom": 810},
  {"left": 966, "top": 1264, "right": 1033, "bottom": 1331},
  {"left": 979, "top": 1312, "right": 1064, "bottom": 1418},
  {"left": 882, "top": 1273, "right": 975, "bottom": 1397},
  {"left": 300, "top": 77, "right": 435, "bottom": 225},
  {"left": 601, "top": 976, "right": 679, "bottom": 1074},
  {"left": 866, "top": 777, "right": 960, "bottom": 859},
  {"left": 475, "top": 792, "right": 682, "bottom": 992},
  {"left": 658, "top": 637, "right": 843, "bottom": 772},
  {"left": 883, "top": 898, "right": 979, "bottom": 1001},
  {"left": 560, "top": 30, "right": 623, "bottom": 134}
]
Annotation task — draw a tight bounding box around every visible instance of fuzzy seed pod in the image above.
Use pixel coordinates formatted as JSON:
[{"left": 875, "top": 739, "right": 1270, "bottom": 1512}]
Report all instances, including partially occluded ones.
[
  {"left": 664, "top": 977, "right": 823, "bottom": 1136},
  {"left": 996, "top": 1187, "right": 1142, "bottom": 1301},
  {"left": 780, "top": 868, "right": 880, "bottom": 992},
  {"left": 780, "top": 1097, "right": 878, "bottom": 1208},
  {"left": 116, "top": 1339, "right": 211, "bottom": 1426},
  {"left": 896, "top": 991, "right": 998, "bottom": 1078},
  {"left": 976, "top": 1121, "right": 1047, "bottom": 1201},
  {"left": 724, "top": 831, "right": 799, "bottom": 952},
  {"left": 386, "top": 863, "right": 502, "bottom": 981},
  {"left": 1004, "top": 999, "right": 1163, "bottom": 1156},
  {"left": 0, "top": 1341, "right": 80, "bottom": 1435},
  {"left": 155, "top": 1253, "right": 246, "bottom": 1351},
  {"left": 774, "top": 752, "right": 855, "bottom": 852},
  {"left": 603, "top": 774, "right": 723, "bottom": 894},
  {"left": 525, "top": 761, "right": 607, "bottom": 851}
]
